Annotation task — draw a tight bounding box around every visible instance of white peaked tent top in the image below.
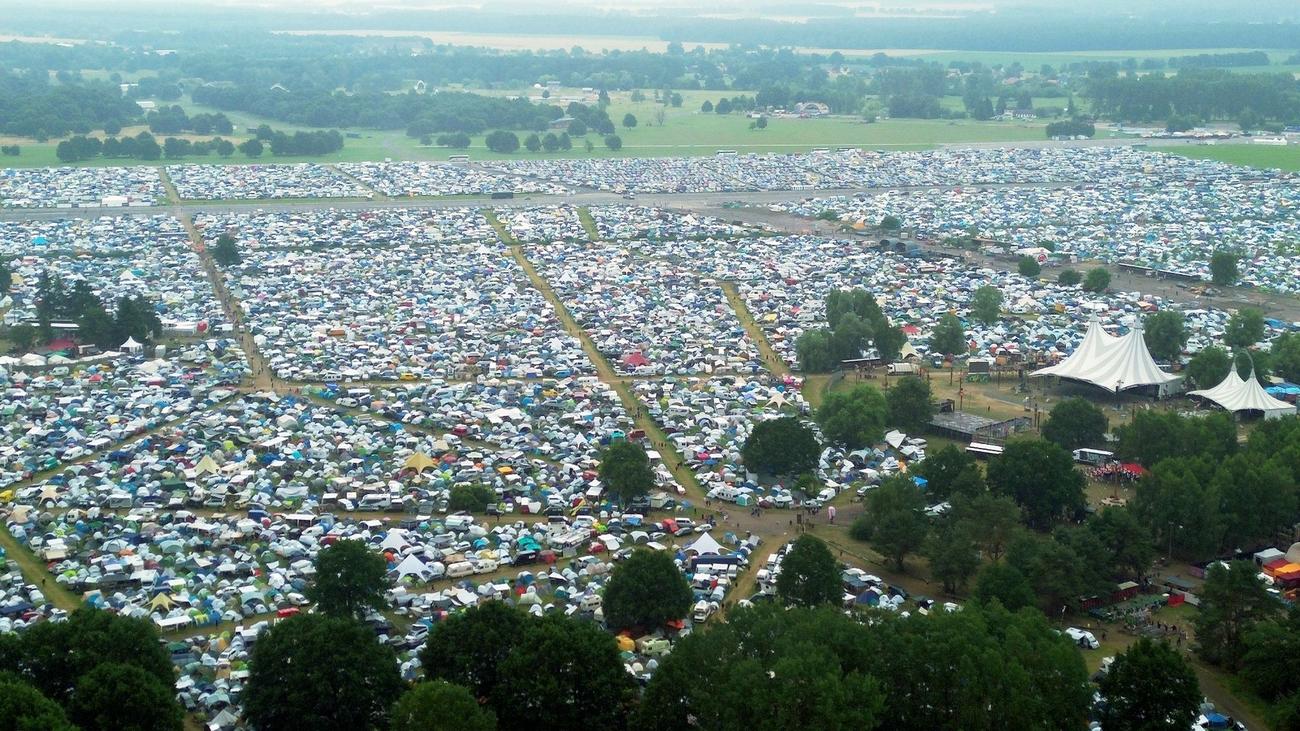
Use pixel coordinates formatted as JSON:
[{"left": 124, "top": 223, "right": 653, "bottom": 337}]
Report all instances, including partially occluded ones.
[
  {"left": 121, "top": 336, "right": 143, "bottom": 350},
  {"left": 1188, "top": 369, "right": 1297, "bottom": 420},
  {"left": 391, "top": 554, "right": 429, "bottom": 581},
  {"left": 1033, "top": 321, "right": 1179, "bottom": 392},
  {"left": 685, "top": 532, "right": 723, "bottom": 556}
]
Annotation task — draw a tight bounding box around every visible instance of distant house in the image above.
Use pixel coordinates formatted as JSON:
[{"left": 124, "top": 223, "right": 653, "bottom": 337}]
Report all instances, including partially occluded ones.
[
  {"left": 548, "top": 116, "right": 576, "bottom": 131},
  {"left": 136, "top": 100, "right": 157, "bottom": 112}
]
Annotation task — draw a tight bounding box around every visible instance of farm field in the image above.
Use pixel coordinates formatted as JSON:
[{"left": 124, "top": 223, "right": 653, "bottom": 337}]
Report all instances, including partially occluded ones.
[{"left": 1171, "top": 144, "right": 1300, "bottom": 172}]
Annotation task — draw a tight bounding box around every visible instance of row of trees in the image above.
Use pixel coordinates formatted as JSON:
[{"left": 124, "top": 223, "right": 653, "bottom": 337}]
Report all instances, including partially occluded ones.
[
  {"left": 144, "top": 105, "right": 234, "bottom": 135},
  {"left": 484, "top": 129, "right": 621, "bottom": 153},
  {"left": 1085, "top": 69, "right": 1300, "bottom": 124},
  {"left": 17, "top": 271, "right": 162, "bottom": 351},
  {"left": 796, "top": 288, "right": 906, "bottom": 372},
  {"left": 0, "top": 71, "right": 139, "bottom": 139}
]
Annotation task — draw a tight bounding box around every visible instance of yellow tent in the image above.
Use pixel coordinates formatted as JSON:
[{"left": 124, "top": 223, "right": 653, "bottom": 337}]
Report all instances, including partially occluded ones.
[
  {"left": 195, "top": 455, "right": 220, "bottom": 476},
  {"left": 616, "top": 635, "right": 635, "bottom": 652},
  {"left": 404, "top": 452, "right": 436, "bottom": 472},
  {"left": 149, "top": 593, "right": 175, "bottom": 611}
]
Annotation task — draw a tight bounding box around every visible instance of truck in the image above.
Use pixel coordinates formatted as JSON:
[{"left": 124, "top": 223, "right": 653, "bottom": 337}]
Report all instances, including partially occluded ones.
[{"left": 886, "top": 362, "right": 918, "bottom": 376}]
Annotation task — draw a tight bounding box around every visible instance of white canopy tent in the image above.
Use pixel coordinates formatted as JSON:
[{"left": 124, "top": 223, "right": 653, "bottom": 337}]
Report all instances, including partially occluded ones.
[
  {"left": 1033, "top": 320, "right": 1181, "bottom": 396},
  {"left": 1187, "top": 369, "right": 1296, "bottom": 420}
]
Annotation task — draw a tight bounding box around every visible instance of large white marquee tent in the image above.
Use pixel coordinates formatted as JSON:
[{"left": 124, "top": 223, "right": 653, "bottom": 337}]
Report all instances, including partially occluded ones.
[
  {"left": 1032, "top": 319, "right": 1182, "bottom": 396},
  {"left": 1187, "top": 368, "right": 1297, "bottom": 420}
]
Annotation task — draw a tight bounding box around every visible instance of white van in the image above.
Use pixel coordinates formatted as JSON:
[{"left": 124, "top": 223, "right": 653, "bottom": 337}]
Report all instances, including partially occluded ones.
[
  {"left": 473, "top": 559, "right": 498, "bottom": 575},
  {"left": 1065, "top": 627, "right": 1100, "bottom": 649},
  {"left": 580, "top": 594, "right": 603, "bottom": 612},
  {"left": 358, "top": 494, "right": 391, "bottom": 511},
  {"left": 446, "top": 561, "right": 475, "bottom": 578}
]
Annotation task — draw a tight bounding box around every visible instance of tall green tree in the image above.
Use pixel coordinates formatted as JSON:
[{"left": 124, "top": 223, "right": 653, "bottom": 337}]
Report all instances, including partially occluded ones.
[
  {"left": 1017, "top": 256, "right": 1041, "bottom": 277},
  {"left": 1088, "top": 506, "right": 1155, "bottom": 580},
  {"left": 953, "top": 493, "right": 1021, "bottom": 562},
  {"left": 602, "top": 549, "right": 693, "bottom": 630},
  {"left": 390, "top": 681, "right": 496, "bottom": 731},
  {"left": 972, "top": 562, "right": 1036, "bottom": 611},
  {"left": 928, "top": 313, "right": 967, "bottom": 357},
  {"left": 987, "top": 439, "right": 1085, "bottom": 530},
  {"left": 916, "top": 444, "right": 986, "bottom": 501},
  {"left": 244, "top": 614, "right": 403, "bottom": 731},
  {"left": 1099, "top": 638, "right": 1200, "bottom": 731},
  {"left": 924, "top": 523, "right": 980, "bottom": 593},
  {"left": 1224, "top": 307, "right": 1265, "bottom": 348},
  {"left": 1041, "top": 397, "right": 1108, "bottom": 451},
  {"left": 491, "top": 614, "right": 635, "bottom": 731},
  {"left": 598, "top": 440, "right": 655, "bottom": 505},
  {"left": 851, "top": 476, "right": 928, "bottom": 572},
  {"left": 69, "top": 663, "right": 182, "bottom": 731},
  {"left": 1115, "top": 410, "right": 1236, "bottom": 468},
  {"left": 0, "top": 675, "right": 73, "bottom": 731},
  {"left": 1186, "top": 346, "right": 1232, "bottom": 388},
  {"left": 420, "top": 602, "right": 524, "bottom": 700},
  {"left": 971, "top": 286, "right": 1002, "bottom": 324},
  {"left": 795, "top": 328, "right": 836, "bottom": 372},
  {"left": 1209, "top": 251, "right": 1239, "bottom": 286},
  {"left": 775, "top": 534, "right": 842, "bottom": 607},
  {"left": 633, "top": 605, "right": 884, "bottom": 731},
  {"left": 211, "top": 232, "right": 242, "bottom": 266},
  {"left": 308, "top": 539, "right": 389, "bottom": 619},
  {"left": 1143, "top": 310, "right": 1188, "bottom": 363},
  {"left": 1270, "top": 332, "right": 1300, "bottom": 385},
  {"left": 1084, "top": 267, "right": 1111, "bottom": 292},
  {"left": 1195, "top": 561, "right": 1281, "bottom": 670},
  {"left": 1058, "top": 269, "right": 1082, "bottom": 286},
  {"left": 886, "top": 375, "right": 934, "bottom": 434},
  {"left": 741, "top": 416, "right": 820, "bottom": 475},
  {"left": 815, "top": 383, "right": 888, "bottom": 449},
  {"left": 1242, "top": 606, "right": 1300, "bottom": 716}
]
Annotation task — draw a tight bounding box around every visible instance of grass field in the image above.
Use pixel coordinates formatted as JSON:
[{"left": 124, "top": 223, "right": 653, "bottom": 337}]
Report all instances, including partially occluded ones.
[
  {"left": 1170, "top": 144, "right": 1300, "bottom": 172},
  {"left": 0, "top": 86, "right": 1063, "bottom": 168}
]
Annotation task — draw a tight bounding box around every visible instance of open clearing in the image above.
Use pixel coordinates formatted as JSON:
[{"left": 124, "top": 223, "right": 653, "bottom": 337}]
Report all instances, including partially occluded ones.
[{"left": 1170, "top": 144, "right": 1300, "bottom": 172}]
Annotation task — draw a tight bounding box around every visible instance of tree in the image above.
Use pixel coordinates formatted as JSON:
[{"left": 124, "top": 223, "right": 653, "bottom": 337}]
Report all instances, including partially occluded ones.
[
  {"left": 541, "top": 133, "right": 560, "bottom": 152},
  {"left": 1224, "top": 307, "right": 1265, "bottom": 348},
  {"left": 568, "top": 119, "right": 587, "bottom": 136},
  {"left": 1209, "top": 251, "right": 1239, "bottom": 286},
  {"left": 1118, "top": 411, "right": 1236, "bottom": 469},
  {"left": 1089, "top": 506, "right": 1155, "bottom": 580},
  {"left": 916, "top": 444, "right": 984, "bottom": 501},
  {"left": 796, "top": 328, "right": 836, "bottom": 372},
  {"left": 928, "top": 313, "right": 966, "bottom": 357},
  {"left": 1143, "top": 310, "right": 1188, "bottom": 363},
  {"left": 390, "top": 681, "right": 496, "bottom": 731},
  {"left": 1058, "top": 269, "right": 1082, "bottom": 286},
  {"left": 987, "top": 439, "right": 1085, "bottom": 530},
  {"left": 1041, "top": 397, "right": 1108, "bottom": 451},
  {"left": 925, "top": 523, "right": 980, "bottom": 593},
  {"left": 1084, "top": 267, "right": 1111, "bottom": 292},
  {"left": 953, "top": 493, "right": 1021, "bottom": 561},
  {"left": 886, "top": 375, "right": 933, "bottom": 434},
  {"left": 211, "top": 232, "right": 242, "bottom": 266},
  {"left": 245, "top": 614, "right": 403, "bottom": 731},
  {"left": 775, "top": 535, "right": 842, "bottom": 607},
  {"left": 700, "top": 100, "right": 713, "bottom": 113},
  {"left": 816, "top": 383, "right": 888, "bottom": 449},
  {"left": 524, "top": 133, "right": 541, "bottom": 152},
  {"left": 7, "top": 324, "right": 38, "bottom": 352},
  {"left": 603, "top": 134, "right": 622, "bottom": 150},
  {"left": 851, "top": 477, "right": 928, "bottom": 572},
  {"left": 1099, "top": 638, "right": 1200, "bottom": 731},
  {"left": 491, "top": 614, "right": 635, "bottom": 731},
  {"left": 633, "top": 605, "right": 884, "bottom": 731},
  {"left": 238, "top": 138, "right": 263, "bottom": 157},
  {"left": 0, "top": 676, "right": 73, "bottom": 731},
  {"left": 716, "top": 98, "right": 733, "bottom": 114},
  {"left": 4, "top": 608, "right": 173, "bottom": 704},
  {"left": 598, "top": 440, "right": 654, "bottom": 505},
  {"left": 448, "top": 483, "right": 496, "bottom": 512},
  {"left": 972, "top": 562, "right": 1036, "bottom": 611},
  {"left": 1271, "top": 333, "right": 1300, "bottom": 385},
  {"left": 1195, "top": 561, "right": 1280, "bottom": 670},
  {"left": 1242, "top": 607, "right": 1300, "bottom": 707},
  {"left": 307, "top": 539, "right": 388, "bottom": 619},
  {"left": 1017, "top": 256, "right": 1041, "bottom": 277},
  {"left": 485, "top": 130, "right": 520, "bottom": 153},
  {"left": 69, "top": 663, "right": 182, "bottom": 731},
  {"left": 741, "top": 416, "right": 820, "bottom": 475},
  {"left": 755, "top": 116, "right": 768, "bottom": 129},
  {"left": 602, "top": 549, "right": 693, "bottom": 630},
  {"left": 622, "top": 113, "right": 637, "bottom": 128},
  {"left": 971, "top": 285, "right": 1002, "bottom": 324},
  {"left": 1186, "top": 346, "right": 1232, "bottom": 388},
  {"left": 215, "top": 138, "right": 235, "bottom": 157},
  {"left": 420, "top": 602, "right": 525, "bottom": 700},
  {"left": 880, "top": 214, "right": 902, "bottom": 230}
]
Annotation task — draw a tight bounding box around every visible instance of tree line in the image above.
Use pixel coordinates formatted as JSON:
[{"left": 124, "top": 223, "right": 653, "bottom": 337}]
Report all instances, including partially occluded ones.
[
  {"left": 0, "top": 70, "right": 139, "bottom": 139},
  {"left": 51, "top": 126, "right": 342, "bottom": 163},
  {"left": 1085, "top": 69, "right": 1300, "bottom": 125}
]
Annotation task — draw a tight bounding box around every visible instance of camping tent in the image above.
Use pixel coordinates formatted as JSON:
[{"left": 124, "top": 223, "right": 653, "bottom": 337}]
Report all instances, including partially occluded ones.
[
  {"left": 121, "top": 337, "right": 144, "bottom": 355},
  {"left": 1032, "top": 321, "right": 1181, "bottom": 395},
  {"left": 404, "top": 452, "right": 436, "bottom": 472},
  {"left": 1188, "top": 369, "right": 1296, "bottom": 420}
]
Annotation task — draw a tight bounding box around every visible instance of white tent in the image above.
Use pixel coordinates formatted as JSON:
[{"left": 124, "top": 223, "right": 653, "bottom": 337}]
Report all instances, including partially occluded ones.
[
  {"left": 1187, "top": 369, "right": 1296, "bottom": 420},
  {"left": 390, "top": 554, "right": 431, "bottom": 581},
  {"left": 1033, "top": 321, "right": 1181, "bottom": 395},
  {"left": 121, "top": 336, "right": 144, "bottom": 354},
  {"left": 685, "top": 532, "right": 723, "bottom": 556}
]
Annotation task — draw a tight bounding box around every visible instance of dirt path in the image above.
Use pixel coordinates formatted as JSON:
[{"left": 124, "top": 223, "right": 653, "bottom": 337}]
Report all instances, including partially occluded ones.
[
  {"left": 158, "top": 166, "right": 182, "bottom": 205},
  {"left": 720, "top": 281, "right": 791, "bottom": 378},
  {"left": 181, "top": 213, "right": 276, "bottom": 393},
  {"left": 0, "top": 528, "right": 81, "bottom": 613},
  {"left": 328, "top": 163, "right": 389, "bottom": 201},
  {"left": 577, "top": 207, "right": 600, "bottom": 241}
]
